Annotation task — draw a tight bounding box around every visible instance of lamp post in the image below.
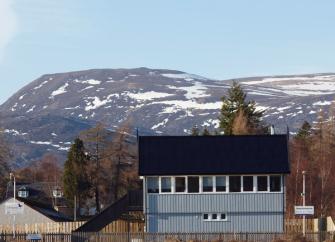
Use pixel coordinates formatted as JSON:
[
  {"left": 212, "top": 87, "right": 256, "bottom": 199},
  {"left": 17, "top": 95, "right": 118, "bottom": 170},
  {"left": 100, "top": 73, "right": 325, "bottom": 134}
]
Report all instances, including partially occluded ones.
[
  {"left": 302, "top": 170, "right": 306, "bottom": 236},
  {"left": 9, "top": 173, "right": 16, "bottom": 238}
]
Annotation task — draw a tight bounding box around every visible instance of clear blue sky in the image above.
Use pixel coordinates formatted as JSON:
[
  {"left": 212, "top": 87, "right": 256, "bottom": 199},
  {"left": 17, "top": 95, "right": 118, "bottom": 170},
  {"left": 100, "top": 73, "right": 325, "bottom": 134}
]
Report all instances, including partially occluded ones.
[{"left": 1, "top": 0, "right": 335, "bottom": 104}]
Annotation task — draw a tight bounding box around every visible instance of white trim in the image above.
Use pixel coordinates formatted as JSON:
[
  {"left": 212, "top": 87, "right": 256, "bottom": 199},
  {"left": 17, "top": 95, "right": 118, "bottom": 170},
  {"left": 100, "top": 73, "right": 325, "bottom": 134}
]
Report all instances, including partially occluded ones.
[
  {"left": 146, "top": 175, "right": 284, "bottom": 195},
  {"left": 203, "top": 213, "right": 228, "bottom": 222}
]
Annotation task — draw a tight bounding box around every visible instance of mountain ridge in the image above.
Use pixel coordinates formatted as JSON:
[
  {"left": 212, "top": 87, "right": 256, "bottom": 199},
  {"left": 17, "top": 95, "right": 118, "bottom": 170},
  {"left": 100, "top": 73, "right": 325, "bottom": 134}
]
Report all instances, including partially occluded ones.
[{"left": 1, "top": 67, "right": 335, "bottom": 167}]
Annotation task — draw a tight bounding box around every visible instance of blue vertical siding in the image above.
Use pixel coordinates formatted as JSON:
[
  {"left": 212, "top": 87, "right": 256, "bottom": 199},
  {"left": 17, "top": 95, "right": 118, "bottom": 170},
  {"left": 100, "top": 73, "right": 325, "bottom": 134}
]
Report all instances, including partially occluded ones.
[{"left": 146, "top": 193, "right": 284, "bottom": 232}]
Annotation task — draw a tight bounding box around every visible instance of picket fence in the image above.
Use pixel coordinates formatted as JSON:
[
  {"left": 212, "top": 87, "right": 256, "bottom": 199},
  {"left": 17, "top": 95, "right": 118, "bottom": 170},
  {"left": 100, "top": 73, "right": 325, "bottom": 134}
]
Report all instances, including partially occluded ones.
[
  {"left": 0, "top": 219, "right": 315, "bottom": 235},
  {"left": 0, "top": 222, "right": 85, "bottom": 234},
  {"left": 0, "top": 232, "right": 334, "bottom": 242}
]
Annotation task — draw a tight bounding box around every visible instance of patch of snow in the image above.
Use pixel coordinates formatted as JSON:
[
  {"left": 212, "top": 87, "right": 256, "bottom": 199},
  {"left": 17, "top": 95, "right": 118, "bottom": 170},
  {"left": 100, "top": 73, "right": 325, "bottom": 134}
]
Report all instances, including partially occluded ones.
[
  {"left": 33, "top": 80, "right": 48, "bottom": 90},
  {"left": 84, "top": 94, "right": 119, "bottom": 111},
  {"left": 277, "top": 106, "right": 291, "bottom": 112},
  {"left": 74, "top": 79, "right": 101, "bottom": 85},
  {"left": 26, "top": 105, "right": 36, "bottom": 113},
  {"left": 65, "top": 106, "right": 80, "bottom": 110},
  {"left": 309, "top": 110, "right": 316, "bottom": 114},
  {"left": 313, "top": 101, "right": 333, "bottom": 106},
  {"left": 161, "top": 73, "right": 208, "bottom": 81},
  {"left": 242, "top": 75, "right": 335, "bottom": 85},
  {"left": 152, "top": 118, "right": 169, "bottom": 129},
  {"left": 51, "top": 133, "right": 57, "bottom": 136},
  {"left": 3, "top": 129, "right": 28, "bottom": 136},
  {"left": 80, "top": 86, "right": 94, "bottom": 92},
  {"left": 255, "top": 105, "right": 268, "bottom": 112},
  {"left": 152, "top": 100, "right": 222, "bottom": 112},
  {"left": 51, "top": 83, "right": 69, "bottom": 97},
  {"left": 167, "top": 82, "right": 210, "bottom": 99},
  {"left": 125, "top": 91, "right": 173, "bottom": 101},
  {"left": 19, "top": 94, "right": 26, "bottom": 100}
]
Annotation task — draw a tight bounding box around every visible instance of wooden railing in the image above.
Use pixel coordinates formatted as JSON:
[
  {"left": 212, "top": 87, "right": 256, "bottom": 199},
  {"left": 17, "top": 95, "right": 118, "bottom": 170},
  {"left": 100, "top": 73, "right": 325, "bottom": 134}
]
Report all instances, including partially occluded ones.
[{"left": 0, "top": 221, "right": 85, "bottom": 234}]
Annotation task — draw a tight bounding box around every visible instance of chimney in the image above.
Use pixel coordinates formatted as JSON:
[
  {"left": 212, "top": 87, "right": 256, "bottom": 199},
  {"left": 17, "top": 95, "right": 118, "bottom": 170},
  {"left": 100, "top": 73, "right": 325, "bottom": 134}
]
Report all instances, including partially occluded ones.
[{"left": 270, "top": 125, "right": 275, "bottom": 135}]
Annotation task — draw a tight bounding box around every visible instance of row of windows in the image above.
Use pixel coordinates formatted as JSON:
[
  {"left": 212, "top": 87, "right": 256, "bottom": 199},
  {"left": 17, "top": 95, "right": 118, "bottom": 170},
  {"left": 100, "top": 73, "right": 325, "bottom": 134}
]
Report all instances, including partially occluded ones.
[
  {"left": 203, "top": 213, "right": 227, "bottom": 221},
  {"left": 147, "top": 175, "right": 282, "bottom": 194}
]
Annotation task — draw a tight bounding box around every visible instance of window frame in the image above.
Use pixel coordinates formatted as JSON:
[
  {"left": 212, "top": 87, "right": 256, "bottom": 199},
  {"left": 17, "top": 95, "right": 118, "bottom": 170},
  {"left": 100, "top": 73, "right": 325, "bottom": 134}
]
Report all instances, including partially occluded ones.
[
  {"left": 160, "top": 176, "right": 172, "bottom": 193},
  {"left": 202, "top": 213, "right": 228, "bottom": 222},
  {"left": 269, "top": 175, "right": 282, "bottom": 192},
  {"left": 242, "top": 175, "right": 254, "bottom": 192},
  {"left": 256, "top": 175, "right": 269, "bottom": 192},
  {"left": 215, "top": 176, "right": 227, "bottom": 193},
  {"left": 228, "top": 175, "right": 242, "bottom": 193},
  {"left": 187, "top": 176, "right": 200, "bottom": 193},
  {"left": 201, "top": 176, "right": 214, "bottom": 193},
  {"left": 174, "top": 176, "right": 187, "bottom": 193},
  {"left": 147, "top": 176, "right": 159, "bottom": 194}
]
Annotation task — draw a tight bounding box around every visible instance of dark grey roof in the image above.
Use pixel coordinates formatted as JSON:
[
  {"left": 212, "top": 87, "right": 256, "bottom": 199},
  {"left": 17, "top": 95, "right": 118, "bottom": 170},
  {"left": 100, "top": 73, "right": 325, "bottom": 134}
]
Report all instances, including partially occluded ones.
[{"left": 139, "top": 135, "right": 290, "bottom": 176}]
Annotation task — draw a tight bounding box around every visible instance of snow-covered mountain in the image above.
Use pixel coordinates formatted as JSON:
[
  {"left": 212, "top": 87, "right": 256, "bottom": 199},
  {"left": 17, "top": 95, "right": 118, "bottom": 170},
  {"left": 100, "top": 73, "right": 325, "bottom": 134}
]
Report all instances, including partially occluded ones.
[{"left": 1, "top": 67, "right": 335, "bottom": 167}]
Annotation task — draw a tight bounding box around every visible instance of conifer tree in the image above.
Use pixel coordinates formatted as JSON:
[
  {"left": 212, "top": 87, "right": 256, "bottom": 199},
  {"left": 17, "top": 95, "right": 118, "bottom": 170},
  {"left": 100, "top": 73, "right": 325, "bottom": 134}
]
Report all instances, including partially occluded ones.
[
  {"left": 202, "top": 127, "right": 211, "bottom": 136},
  {"left": 63, "top": 138, "right": 90, "bottom": 212},
  {"left": 219, "top": 81, "right": 265, "bottom": 135},
  {"left": 296, "top": 121, "right": 312, "bottom": 139},
  {"left": 191, "top": 125, "right": 200, "bottom": 136}
]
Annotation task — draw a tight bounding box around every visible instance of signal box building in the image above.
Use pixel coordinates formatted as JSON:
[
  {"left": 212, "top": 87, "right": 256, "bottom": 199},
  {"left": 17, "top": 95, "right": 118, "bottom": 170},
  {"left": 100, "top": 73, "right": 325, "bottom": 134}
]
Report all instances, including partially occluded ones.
[{"left": 139, "top": 135, "right": 290, "bottom": 233}]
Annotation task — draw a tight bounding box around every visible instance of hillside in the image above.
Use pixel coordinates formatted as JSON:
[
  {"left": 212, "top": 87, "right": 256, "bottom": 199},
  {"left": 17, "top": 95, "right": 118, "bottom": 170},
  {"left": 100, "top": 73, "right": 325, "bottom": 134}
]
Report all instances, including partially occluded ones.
[{"left": 1, "top": 68, "right": 335, "bottom": 167}]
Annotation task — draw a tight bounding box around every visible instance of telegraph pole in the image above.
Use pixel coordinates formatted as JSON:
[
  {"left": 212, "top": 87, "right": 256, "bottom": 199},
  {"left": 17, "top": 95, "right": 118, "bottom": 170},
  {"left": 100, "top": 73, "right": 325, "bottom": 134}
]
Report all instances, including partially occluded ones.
[
  {"left": 10, "top": 173, "right": 16, "bottom": 239},
  {"left": 302, "top": 170, "right": 306, "bottom": 236}
]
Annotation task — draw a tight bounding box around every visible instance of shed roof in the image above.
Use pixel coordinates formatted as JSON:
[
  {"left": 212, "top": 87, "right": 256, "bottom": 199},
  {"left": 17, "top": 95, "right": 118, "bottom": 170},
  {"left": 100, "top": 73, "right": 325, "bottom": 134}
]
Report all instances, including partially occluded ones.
[{"left": 139, "top": 135, "right": 290, "bottom": 176}]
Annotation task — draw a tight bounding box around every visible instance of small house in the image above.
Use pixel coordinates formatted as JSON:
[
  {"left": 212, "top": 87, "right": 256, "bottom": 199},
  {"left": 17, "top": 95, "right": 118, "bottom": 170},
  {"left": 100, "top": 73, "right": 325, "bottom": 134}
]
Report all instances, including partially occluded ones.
[{"left": 139, "top": 135, "right": 290, "bottom": 233}]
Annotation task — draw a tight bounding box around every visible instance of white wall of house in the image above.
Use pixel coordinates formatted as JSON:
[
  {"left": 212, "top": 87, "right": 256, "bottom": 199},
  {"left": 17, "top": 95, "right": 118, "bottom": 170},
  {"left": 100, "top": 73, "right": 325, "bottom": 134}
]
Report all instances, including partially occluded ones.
[{"left": 0, "top": 198, "right": 55, "bottom": 225}]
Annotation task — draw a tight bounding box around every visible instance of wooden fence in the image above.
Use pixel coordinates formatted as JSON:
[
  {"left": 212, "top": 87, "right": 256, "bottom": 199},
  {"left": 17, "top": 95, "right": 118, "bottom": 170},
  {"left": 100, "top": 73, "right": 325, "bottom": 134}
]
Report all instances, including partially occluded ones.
[
  {"left": 285, "top": 218, "right": 315, "bottom": 233},
  {"left": 0, "top": 222, "right": 85, "bottom": 234},
  {"left": 0, "top": 232, "right": 334, "bottom": 242}
]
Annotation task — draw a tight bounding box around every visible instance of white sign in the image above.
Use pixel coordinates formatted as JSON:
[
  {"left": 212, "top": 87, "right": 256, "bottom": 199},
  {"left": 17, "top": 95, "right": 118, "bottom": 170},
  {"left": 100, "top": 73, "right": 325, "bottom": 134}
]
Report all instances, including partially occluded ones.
[
  {"left": 26, "top": 234, "right": 42, "bottom": 240},
  {"left": 5, "top": 201, "right": 24, "bottom": 215},
  {"left": 295, "top": 206, "right": 314, "bottom": 215}
]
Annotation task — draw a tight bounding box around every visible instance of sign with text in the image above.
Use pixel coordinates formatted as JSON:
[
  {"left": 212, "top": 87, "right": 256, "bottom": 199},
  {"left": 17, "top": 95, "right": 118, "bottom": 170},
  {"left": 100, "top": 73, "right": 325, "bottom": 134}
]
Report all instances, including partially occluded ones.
[
  {"left": 5, "top": 201, "right": 24, "bottom": 215},
  {"left": 294, "top": 206, "right": 314, "bottom": 215}
]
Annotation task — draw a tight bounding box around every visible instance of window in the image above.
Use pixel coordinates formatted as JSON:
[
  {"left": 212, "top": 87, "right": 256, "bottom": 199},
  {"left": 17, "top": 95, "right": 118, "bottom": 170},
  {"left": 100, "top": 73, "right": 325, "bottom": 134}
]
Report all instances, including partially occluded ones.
[
  {"left": 203, "top": 214, "right": 209, "bottom": 220},
  {"left": 220, "top": 213, "right": 226, "bottom": 220},
  {"left": 188, "top": 176, "right": 199, "bottom": 193},
  {"left": 229, "top": 176, "right": 241, "bottom": 192},
  {"left": 202, "top": 176, "right": 213, "bottom": 192},
  {"left": 270, "top": 175, "right": 281, "bottom": 192},
  {"left": 175, "top": 177, "right": 186, "bottom": 193},
  {"left": 257, "top": 176, "right": 268, "bottom": 191},
  {"left": 212, "top": 213, "right": 217, "bottom": 220},
  {"left": 147, "top": 177, "right": 159, "bottom": 193},
  {"left": 161, "top": 177, "right": 172, "bottom": 193},
  {"left": 216, "top": 176, "right": 226, "bottom": 192},
  {"left": 243, "top": 176, "right": 254, "bottom": 192}
]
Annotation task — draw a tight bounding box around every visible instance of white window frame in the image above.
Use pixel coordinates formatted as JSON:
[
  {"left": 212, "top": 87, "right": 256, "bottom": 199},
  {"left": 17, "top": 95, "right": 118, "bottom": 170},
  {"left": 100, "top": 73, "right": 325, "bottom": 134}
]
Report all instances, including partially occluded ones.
[
  {"left": 174, "top": 176, "right": 187, "bottom": 193},
  {"left": 269, "top": 175, "right": 282, "bottom": 192},
  {"left": 256, "top": 175, "right": 269, "bottom": 192},
  {"left": 160, "top": 176, "right": 172, "bottom": 194},
  {"left": 147, "top": 176, "right": 159, "bottom": 194},
  {"left": 187, "top": 176, "right": 200, "bottom": 194},
  {"left": 202, "top": 213, "right": 228, "bottom": 222},
  {"left": 242, "top": 175, "right": 254, "bottom": 192},
  {"left": 228, "top": 175, "right": 242, "bottom": 193},
  {"left": 215, "top": 175, "right": 228, "bottom": 193},
  {"left": 201, "top": 176, "right": 214, "bottom": 193}
]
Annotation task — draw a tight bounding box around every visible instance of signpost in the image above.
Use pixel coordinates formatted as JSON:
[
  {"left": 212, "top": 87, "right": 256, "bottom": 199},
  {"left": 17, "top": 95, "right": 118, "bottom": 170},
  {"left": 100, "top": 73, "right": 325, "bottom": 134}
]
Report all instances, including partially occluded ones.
[{"left": 294, "top": 206, "right": 314, "bottom": 215}]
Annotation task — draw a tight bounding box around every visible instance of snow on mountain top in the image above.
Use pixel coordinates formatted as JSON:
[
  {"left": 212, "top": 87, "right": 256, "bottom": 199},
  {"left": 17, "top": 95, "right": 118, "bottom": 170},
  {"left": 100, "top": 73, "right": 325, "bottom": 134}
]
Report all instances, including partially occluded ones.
[
  {"left": 74, "top": 79, "right": 101, "bottom": 85},
  {"left": 125, "top": 91, "right": 173, "bottom": 101},
  {"left": 51, "top": 83, "right": 69, "bottom": 97},
  {"left": 242, "top": 74, "right": 335, "bottom": 85},
  {"left": 161, "top": 73, "right": 208, "bottom": 81}
]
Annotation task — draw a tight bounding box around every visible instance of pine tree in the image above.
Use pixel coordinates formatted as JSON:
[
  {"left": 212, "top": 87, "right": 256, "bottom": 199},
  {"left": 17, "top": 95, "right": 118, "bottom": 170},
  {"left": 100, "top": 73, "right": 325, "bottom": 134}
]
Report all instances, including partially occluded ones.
[
  {"left": 296, "top": 121, "right": 312, "bottom": 139},
  {"left": 202, "top": 127, "right": 211, "bottom": 136},
  {"left": 62, "top": 138, "right": 90, "bottom": 212},
  {"left": 219, "top": 81, "right": 265, "bottom": 135},
  {"left": 80, "top": 123, "right": 108, "bottom": 213},
  {"left": 191, "top": 125, "right": 200, "bottom": 136}
]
